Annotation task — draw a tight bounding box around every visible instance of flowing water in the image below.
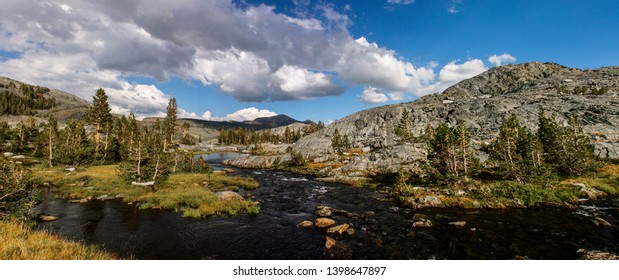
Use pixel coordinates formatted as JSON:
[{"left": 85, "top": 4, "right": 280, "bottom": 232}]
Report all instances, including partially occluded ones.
[{"left": 35, "top": 153, "right": 619, "bottom": 259}]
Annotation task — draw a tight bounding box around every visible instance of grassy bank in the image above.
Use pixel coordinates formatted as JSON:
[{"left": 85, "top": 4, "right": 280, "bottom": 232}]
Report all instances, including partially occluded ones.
[
  {"left": 34, "top": 165, "right": 260, "bottom": 218},
  {"left": 395, "top": 162, "right": 619, "bottom": 209},
  {"left": 0, "top": 220, "right": 114, "bottom": 260}
]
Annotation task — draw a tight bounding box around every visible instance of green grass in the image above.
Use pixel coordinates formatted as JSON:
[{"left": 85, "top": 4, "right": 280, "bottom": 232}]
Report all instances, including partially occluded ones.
[
  {"left": 396, "top": 163, "right": 619, "bottom": 209},
  {"left": 33, "top": 165, "right": 260, "bottom": 218},
  {"left": 0, "top": 220, "right": 115, "bottom": 260}
]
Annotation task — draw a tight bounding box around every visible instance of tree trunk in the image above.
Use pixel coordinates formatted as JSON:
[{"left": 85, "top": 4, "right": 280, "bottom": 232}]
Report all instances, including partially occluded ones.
[
  {"left": 48, "top": 128, "right": 53, "bottom": 167},
  {"left": 95, "top": 123, "right": 100, "bottom": 153}
]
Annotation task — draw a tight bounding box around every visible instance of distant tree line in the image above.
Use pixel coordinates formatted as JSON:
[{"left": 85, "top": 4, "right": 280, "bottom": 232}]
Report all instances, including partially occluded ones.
[
  {"left": 218, "top": 121, "right": 324, "bottom": 145},
  {"left": 0, "top": 83, "right": 57, "bottom": 115}
]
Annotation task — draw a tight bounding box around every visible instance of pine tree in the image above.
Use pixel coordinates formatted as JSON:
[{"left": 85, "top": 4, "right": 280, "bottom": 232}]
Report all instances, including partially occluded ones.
[
  {"left": 427, "top": 122, "right": 478, "bottom": 181},
  {"left": 395, "top": 109, "right": 413, "bottom": 142},
  {"left": 489, "top": 114, "right": 548, "bottom": 182},
  {"left": 87, "top": 88, "right": 112, "bottom": 156},
  {"left": 162, "top": 98, "right": 178, "bottom": 151},
  {"left": 537, "top": 111, "right": 595, "bottom": 176}
]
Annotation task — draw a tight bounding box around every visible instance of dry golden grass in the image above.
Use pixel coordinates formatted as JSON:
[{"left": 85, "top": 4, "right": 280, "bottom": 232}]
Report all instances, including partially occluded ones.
[{"left": 0, "top": 220, "right": 114, "bottom": 260}]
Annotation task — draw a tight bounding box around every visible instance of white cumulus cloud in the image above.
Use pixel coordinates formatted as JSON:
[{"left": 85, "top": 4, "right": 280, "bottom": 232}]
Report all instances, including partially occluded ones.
[
  {"left": 0, "top": 0, "right": 505, "bottom": 113},
  {"left": 360, "top": 87, "right": 388, "bottom": 104},
  {"left": 202, "top": 107, "right": 278, "bottom": 122},
  {"left": 488, "top": 53, "right": 517, "bottom": 66}
]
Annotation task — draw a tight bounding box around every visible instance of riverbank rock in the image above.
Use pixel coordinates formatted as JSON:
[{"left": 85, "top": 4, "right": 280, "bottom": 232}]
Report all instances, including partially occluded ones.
[
  {"left": 579, "top": 186, "right": 605, "bottom": 199},
  {"left": 326, "top": 224, "right": 350, "bottom": 235},
  {"left": 3, "top": 152, "right": 13, "bottom": 157},
  {"left": 297, "top": 220, "right": 313, "bottom": 228},
  {"left": 70, "top": 198, "right": 89, "bottom": 203},
  {"left": 65, "top": 167, "right": 76, "bottom": 172},
  {"left": 577, "top": 249, "right": 619, "bottom": 260},
  {"left": 592, "top": 217, "right": 612, "bottom": 227},
  {"left": 449, "top": 221, "right": 467, "bottom": 228},
  {"left": 38, "top": 215, "right": 58, "bottom": 222},
  {"left": 315, "top": 218, "right": 336, "bottom": 228},
  {"left": 407, "top": 195, "right": 443, "bottom": 209},
  {"left": 215, "top": 191, "right": 243, "bottom": 201}
]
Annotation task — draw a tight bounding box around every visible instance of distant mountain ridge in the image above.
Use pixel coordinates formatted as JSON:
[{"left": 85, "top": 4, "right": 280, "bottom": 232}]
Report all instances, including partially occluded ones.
[
  {"left": 0, "top": 76, "right": 90, "bottom": 123},
  {"left": 176, "top": 114, "right": 308, "bottom": 131}
]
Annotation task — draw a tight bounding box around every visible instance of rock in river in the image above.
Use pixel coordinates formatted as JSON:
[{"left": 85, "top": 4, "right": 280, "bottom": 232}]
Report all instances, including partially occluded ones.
[
  {"left": 326, "top": 223, "right": 350, "bottom": 235},
  {"left": 315, "top": 218, "right": 336, "bottom": 228},
  {"left": 38, "top": 215, "right": 58, "bottom": 222},
  {"left": 412, "top": 219, "right": 433, "bottom": 228},
  {"left": 316, "top": 208, "right": 332, "bottom": 217},
  {"left": 297, "top": 220, "right": 313, "bottom": 228},
  {"left": 324, "top": 237, "right": 352, "bottom": 259},
  {"left": 449, "top": 221, "right": 467, "bottom": 228}
]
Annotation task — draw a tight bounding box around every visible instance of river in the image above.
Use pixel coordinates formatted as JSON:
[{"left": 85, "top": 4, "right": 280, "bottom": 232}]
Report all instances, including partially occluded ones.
[{"left": 35, "top": 153, "right": 619, "bottom": 259}]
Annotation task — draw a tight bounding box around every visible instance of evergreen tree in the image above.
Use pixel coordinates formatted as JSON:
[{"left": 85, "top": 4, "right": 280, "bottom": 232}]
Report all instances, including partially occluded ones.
[
  {"left": 118, "top": 124, "right": 171, "bottom": 186},
  {"left": 537, "top": 111, "right": 595, "bottom": 176},
  {"left": 427, "top": 123, "right": 478, "bottom": 181},
  {"left": 87, "top": 88, "right": 112, "bottom": 157},
  {"left": 162, "top": 98, "right": 178, "bottom": 151},
  {"left": 395, "top": 109, "right": 413, "bottom": 142},
  {"left": 489, "top": 114, "right": 546, "bottom": 182}
]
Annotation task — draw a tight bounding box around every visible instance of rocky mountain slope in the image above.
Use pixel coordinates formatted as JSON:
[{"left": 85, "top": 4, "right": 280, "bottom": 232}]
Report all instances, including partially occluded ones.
[
  {"left": 0, "top": 76, "right": 89, "bottom": 124},
  {"left": 226, "top": 62, "right": 619, "bottom": 180}
]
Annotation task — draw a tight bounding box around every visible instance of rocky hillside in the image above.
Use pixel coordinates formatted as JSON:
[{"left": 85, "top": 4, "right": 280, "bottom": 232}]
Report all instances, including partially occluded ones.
[
  {"left": 226, "top": 62, "right": 619, "bottom": 180},
  {"left": 0, "top": 76, "right": 89, "bottom": 124}
]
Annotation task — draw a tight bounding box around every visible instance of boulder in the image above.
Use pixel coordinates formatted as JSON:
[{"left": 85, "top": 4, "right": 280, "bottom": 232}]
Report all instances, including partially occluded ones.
[
  {"left": 316, "top": 208, "right": 332, "bottom": 217},
  {"left": 3, "top": 152, "right": 14, "bottom": 157},
  {"left": 96, "top": 195, "right": 108, "bottom": 200},
  {"left": 215, "top": 191, "right": 243, "bottom": 201},
  {"left": 324, "top": 237, "right": 353, "bottom": 259},
  {"left": 592, "top": 217, "right": 612, "bottom": 227},
  {"left": 297, "top": 220, "right": 313, "bottom": 228},
  {"left": 325, "top": 236, "right": 337, "bottom": 250},
  {"left": 579, "top": 187, "right": 605, "bottom": 200},
  {"left": 577, "top": 249, "right": 619, "bottom": 260},
  {"left": 449, "top": 221, "right": 467, "bottom": 228},
  {"left": 70, "top": 198, "right": 89, "bottom": 203},
  {"left": 326, "top": 223, "right": 350, "bottom": 235},
  {"left": 412, "top": 219, "right": 433, "bottom": 228},
  {"left": 408, "top": 196, "right": 443, "bottom": 209},
  {"left": 11, "top": 155, "right": 25, "bottom": 159},
  {"left": 412, "top": 213, "right": 429, "bottom": 222},
  {"left": 38, "top": 215, "right": 58, "bottom": 222},
  {"left": 346, "top": 228, "right": 356, "bottom": 236},
  {"left": 315, "top": 218, "right": 336, "bottom": 228}
]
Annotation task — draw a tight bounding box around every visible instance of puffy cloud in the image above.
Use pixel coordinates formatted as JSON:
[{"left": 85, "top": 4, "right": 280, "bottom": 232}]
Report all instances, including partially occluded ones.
[
  {"left": 488, "top": 53, "right": 517, "bottom": 66},
  {"left": 447, "top": 6, "right": 459, "bottom": 14},
  {"left": 0, "top": 0, "right": 499, "bottom": 112},
  {"left": 360, "top": 87, "right": 388, "bottom": 104},
  {"left": 202, "top": 107, "right": 278, "bottom": 122},
  {"left": 437, "top": 59, "right": 487, "bottom": 90}
]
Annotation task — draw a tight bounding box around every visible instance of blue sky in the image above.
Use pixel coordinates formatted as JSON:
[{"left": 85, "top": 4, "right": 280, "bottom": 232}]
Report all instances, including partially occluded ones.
[{"left": 1, "top": 0, "right": 618, "bottom": 123}]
